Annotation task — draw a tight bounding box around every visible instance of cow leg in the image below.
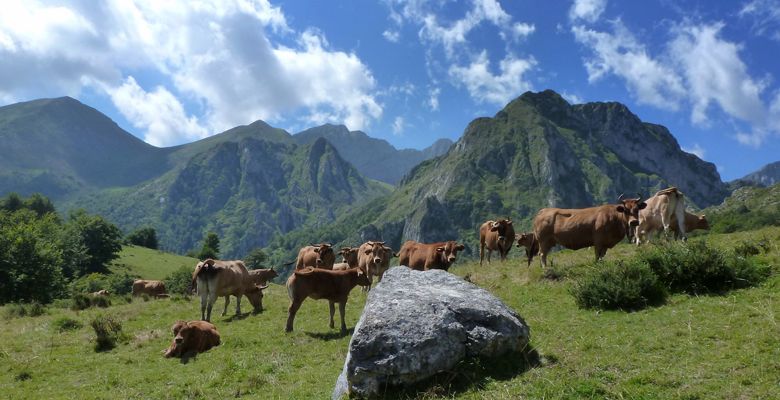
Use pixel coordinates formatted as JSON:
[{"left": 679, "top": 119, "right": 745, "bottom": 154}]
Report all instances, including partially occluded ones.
[
  {"left": 479, "top": 241, "right": 485, "bottom": 267},
  {"left": 235, "top": 294, "right": 242, "bottom": 315},
  {"left": 200, "top": 292, "right": 208, "bottom": 321},
  {"left": 207, "top": 289, "right": 218, "bottom": 322},
  {"left": 222, "top": 296, "right": 230, "bottom": 316},
  {"left": 285, "top": 299, "right": 303, "bottom": 333},
  {"left": 329, "top": 301, "right": 336, "bottom": 329},
  {"left": 338, "top": 302, "right": 347, "bottom": 334}
]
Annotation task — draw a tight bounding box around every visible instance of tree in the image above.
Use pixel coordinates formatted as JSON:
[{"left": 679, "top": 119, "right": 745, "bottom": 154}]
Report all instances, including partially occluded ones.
[
  {"left": 0, "top": 192, "right": 23, "bottom": 212},
  {"left": 24, "top": 193, "right": 57, "bottom": 217},
  {"left": 65, "top": 210, "right": 123, "bottom": 276},
  {"left": 126, "top": 227, "right": 158, "bottom": 249},
  {"left": 198, "top": 232, "right": 220, "bottom": 260},
  {"left": 244, "top": 248, "right": 267, "bottom": 270}
]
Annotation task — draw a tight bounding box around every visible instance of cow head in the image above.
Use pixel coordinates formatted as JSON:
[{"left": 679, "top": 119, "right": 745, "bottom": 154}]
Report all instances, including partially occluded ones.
[
  {"left": 244, "top": 284, "right": 269, "bottom": 312},
  {"left": 311, "top": 243, "right": 335, "bottom": 267},
  {"left": 164, "top": 320, "right": 192, "bottom": 357},
  {"left": 435, "top": 241, "right": 466, "bottom": 267},
  {"left": 339, "top": 247, "right": 359, "bottom": 267},
  {"left": 355, "top": 267, "right": 371, "bottom": 287},
  {"left": 515, "top": 232, "right": 535, "bottom": 248},
  {"left": 489, "top": 219, "right": 513, "bottom": 242},
  {"left": 616, "top": 193, "right": 647, "bottom": 237},
  {"left": 696, "top": 214, "right": 710, "bottom": 230},
  {"left": 364, "top": 241, "right": 389, "bottom": 265}
]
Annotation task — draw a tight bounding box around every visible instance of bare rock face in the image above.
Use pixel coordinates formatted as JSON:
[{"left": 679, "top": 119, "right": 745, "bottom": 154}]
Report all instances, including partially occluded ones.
[{"left": 332, "top": 267, "right": 529, "bottom": 399}]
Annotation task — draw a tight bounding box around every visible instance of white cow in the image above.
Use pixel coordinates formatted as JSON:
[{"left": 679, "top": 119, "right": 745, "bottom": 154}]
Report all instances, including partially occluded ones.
[{"left": 635, "top": 187, "right": 686, "bottom": 245}]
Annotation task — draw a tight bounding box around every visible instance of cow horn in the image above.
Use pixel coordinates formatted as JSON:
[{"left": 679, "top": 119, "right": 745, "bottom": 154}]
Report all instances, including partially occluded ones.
[
  {"left": 636, "top": 193, "right": 642, "bottom": 200},
  {"left": 617, "top": 193, "right": 625, "bottom": 202}
]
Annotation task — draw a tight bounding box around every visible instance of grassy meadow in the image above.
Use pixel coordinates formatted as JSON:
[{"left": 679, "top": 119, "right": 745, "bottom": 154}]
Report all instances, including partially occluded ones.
[{"left": 1, "top": 228, "right": 779, "bottom": 399}]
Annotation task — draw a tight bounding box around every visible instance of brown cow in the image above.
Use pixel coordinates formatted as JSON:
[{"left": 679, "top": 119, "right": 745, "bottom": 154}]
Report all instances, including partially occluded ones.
[
  {"left": 163, "top": 320, "right": 221, "bottom": 358},
  {"left": 515, "top": 232, "right": 539, "bottom": 267},
  {"left": 132, "top": 280, "right": 166, "bottom": 297},
  {"left": 295, "top": 243, "right": 336, "bottom": 270},
  {"left": 398, "top": 240, "right": 466, "bottom": 271},
  {"left": 479, "top": 219, "right": 515, "bottom": 266},
  {"left": 285, "top": 267, "right": 371, "bottom": 333},
  {"left": 335, "top": 247, "right": 360, "bottom": 269},
  {"left": 358, "top": 241, "right": 394, "bottom": 288},
  {"left": 192, "top": 259, "right": 269, "bottom": 322},
  {"left": 670, "top": 212, "right": 709, "bottom": 238},
  {"left": 635, "top": 187, "right": 686, "bottom": 245},
  {"left": 248, "top": 267, "right": 278, "bottom": 285},
  {"left": 533, "top": 195, "right": 647, "bottom": 268}
]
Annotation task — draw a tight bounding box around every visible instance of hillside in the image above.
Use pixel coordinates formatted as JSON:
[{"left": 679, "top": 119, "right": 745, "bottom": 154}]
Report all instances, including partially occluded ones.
[
  {"left": 293, "top": 124, "right": 453, "bottom": 184},
  {"left": 2, "top": 227, "right": 778, "bottom": 399},
  {"left": 268, "top": 90, "right": 730, "bottom": 262},
  {"left": 111, "top": 246, "right": 199, "bottom": 281},
  {"left": 0, "top": 97, "right": 170, "bottom": 198}
]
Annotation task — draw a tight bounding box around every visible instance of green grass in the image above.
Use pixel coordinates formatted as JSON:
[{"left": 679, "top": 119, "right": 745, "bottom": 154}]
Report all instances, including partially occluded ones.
[
  {"left": 1, "top": 228, "right": 779, "bottom": 399},
  {"left": 111, "top": 245, "right": 199, "bottom": 280}
]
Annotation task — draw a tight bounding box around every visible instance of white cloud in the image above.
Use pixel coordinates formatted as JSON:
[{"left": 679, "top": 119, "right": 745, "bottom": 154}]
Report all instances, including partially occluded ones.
[
  {"left": 383, "top": 30, "right": 400, "bottom": 42},
  {"left": 511, "top": 23, "right": 536, "bottom": 40},
  {"left": 449, "top": 51, "right": 535, "bottom": 105},
  {"left": 428, "top": 87, "right": 441, "bottom": 111},
  {"left": 739, "top": 0, "right": 780, "bottom": 41},
  {"left": 107, "top": 76, "right": 208, "bottom": 147},
  {"left": 569, "top": 0, "right": 607, "bottom": 23},
  {"left": 0, "top": 0, "right": 382, "bottom": 145},
  {"left": 682, "top": 143, "right": 706, "bottom": 159},
  {"left": 561, "top": 91, "right": 584, "bottom": 104},
  {"left": 669, "top": 23, "right": 767, "bottom": 126},
  {"left": 573, "top": 22, "right": 686, "bottom": 110},
  {"left": 392, "top": 116, "right": 405, "bottom": 135}
]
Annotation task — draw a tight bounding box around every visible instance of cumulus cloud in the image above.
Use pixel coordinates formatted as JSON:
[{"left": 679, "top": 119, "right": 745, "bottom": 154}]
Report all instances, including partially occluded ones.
[
  {"left": 569, "top": 0, "right": 607, "bottom": 23},
  {"left": 572, "top": 22, "right": 686, "bottom": 110},
  {"left": 449, "top": 51, "right": 535, "bottom": 105},
  {"left": 561, "top": 91, "right": 584, "bottom": 104},
  {"left": 573, "top": 17, "right": 780, "bottom": 146},
  {"left": 0, "top": 0, "right": 382, "bottom": 146},
  {"left": 383, "top": 30, "right": 400, "bottom": 42},
  {"left": 428, "top": 87, "right": 441, "bottom": 111},
  {"left": 682, "top": 143, "right": 706, "bottom": 159}
]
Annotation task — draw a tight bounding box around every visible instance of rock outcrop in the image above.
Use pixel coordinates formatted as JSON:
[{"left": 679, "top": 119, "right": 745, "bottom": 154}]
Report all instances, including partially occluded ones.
[{"left": 332, "top": 267, "right": 529, "bottom": 399}]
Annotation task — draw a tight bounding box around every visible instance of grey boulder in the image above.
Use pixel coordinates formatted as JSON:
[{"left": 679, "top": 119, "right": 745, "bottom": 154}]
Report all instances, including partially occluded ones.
[{"left": 333, "top": 266, "right": 530, "bottom": 399}]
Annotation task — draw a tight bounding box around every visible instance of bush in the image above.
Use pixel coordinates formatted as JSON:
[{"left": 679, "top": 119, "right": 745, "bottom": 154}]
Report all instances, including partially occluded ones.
[
  {"left": 571, "top": 260, "right": 667, "bottom": 311},
  {"left": 106, "top": 272, "right": 136, "bottom": 296},
  {"left": 71, "top": 293, "right": 93, "bottom": 311},
  {"left": 731, "top": 256, "right": 772, "bottom": 289},
  {"left": 125, "top": 227, "right": 158, "bottom": 249},
  {"left": 70, "top": 273, "right": 109, "bottom": 295},
  {"left": 638, "top": 241, "right": 736, "bottom": 295},
  {"left": 90, "top": 314, "right": 126, "bottom": 352},
  {"left": 52, "top": 317, "right": 83, "bottom": 332},
  {"left": 164, "top": 265, "right": 195, "bottom": 295},
  {"left": 733, "top": 238, "right": 771, "bottom": 258},
  {"left": 3, "top": 302, "right": 48, "bottom": 319},
  {"left": 91, "top": 296, "right": 111, "bottom": 308}
]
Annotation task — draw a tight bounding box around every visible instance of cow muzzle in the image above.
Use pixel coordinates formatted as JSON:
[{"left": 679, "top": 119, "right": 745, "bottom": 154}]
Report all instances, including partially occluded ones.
[
  {"left": 315, "top": 259, "right": 322, "bottom": 265},
  {"left": 373, "top": 257, "right": 381, "bottom": 264},
  {"left": 629, "top": 220, "right": 639, "bottom": 227},
  {"left": 174, "top": 336, "right": 183, "bottom": 344},
  {"left": 498, "top": 236, "right": 506, "bottom": 242},
  {"left": 447, "top": 256, "right": 456, "bottom": 263}
]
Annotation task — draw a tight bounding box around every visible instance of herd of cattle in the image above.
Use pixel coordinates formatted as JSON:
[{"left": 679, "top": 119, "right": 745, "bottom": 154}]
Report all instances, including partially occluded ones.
[{"left": 129, "top": 187, "right": 708, "bottom": 359}]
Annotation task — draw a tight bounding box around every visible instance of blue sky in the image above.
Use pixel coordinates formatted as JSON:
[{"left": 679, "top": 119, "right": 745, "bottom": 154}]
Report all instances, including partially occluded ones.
[{"left": 1, "top": 0, "right": 779, "bottom": 180}]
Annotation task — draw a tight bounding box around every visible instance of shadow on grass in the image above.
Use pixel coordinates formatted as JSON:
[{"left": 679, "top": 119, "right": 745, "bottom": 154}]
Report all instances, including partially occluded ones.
[
  {"left": 304, "top": 328, "right": 354, "bottom": 341},
  {"left": 375, "top": 344, "right": 548, "bottom": 399},
  {"left": 222, "top": 312, "right": 252, "bottom": 323}
]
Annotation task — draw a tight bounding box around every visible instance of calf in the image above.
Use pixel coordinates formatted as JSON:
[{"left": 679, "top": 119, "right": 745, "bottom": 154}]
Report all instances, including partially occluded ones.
[
  {"left": 479, "top": 219, "right": 515, "bottom": 266},
  {"left": 295, "top": 243, "right": 336, "bottom": 270},
  {"left": 248, "top": 267, "right": 278, "bottom": 285},
  {"left": 285, "top": 267, "right": 371, "bottom": 333},
  {"left": 192, "top": 259, "right": 269, "bottom": 322},
  {"left": 671, "top": 212, "right": 709, "bottom": 238},
  {"left": 358, "top": 241, "right": 394, "bottom": 288},
  {"left": 163, "top": 320, "right": 220, "bottom": 359},
  {"left": 398, "top": 240, "right": 465, "bottom": 271},
  {"left": 515, "top": 232, "right": 539, "bottom": 267},
  {"left": 132, "top": 280, "right": 166, "bottom": 297}
]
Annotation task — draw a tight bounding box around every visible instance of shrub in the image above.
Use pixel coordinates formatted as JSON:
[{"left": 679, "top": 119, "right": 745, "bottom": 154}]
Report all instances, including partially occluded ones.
[
  {"left": 164, "top": 265, "right": 195, "bottom": 295},
  {"left": 106, "top": 272, "right": 136, "bottom": 296},
  {"left": 733, "top": 238, "right": 771, "bottom": 258},
  {"left": 2, "top": 304, "right": 28, "bottom": 319},
  {"left": 91, "top": 296, "right": 111, "bottom": 308},
  {"left": 638, "top": 241, "right": 735, "bottom": 295},
  {"left": 71, "top": 293, "right": 93, "bottom": 311},
  {"left": 731, "top": 256, "right": 772, "bottom": 289},
  {"left": 52, "top": 317, "right": 83, "bottom": 332},
  {"left": 125, "top": 227, "right": 158, "bottom": 249},
  {"left": 571, "top": 260, "right": 667, "bottom": 311},
  {"left": 26, "top": 301, "right": 46, "bottom": 317},
  {"left": 70, "top": 273, "right": 108, "bottom": 294},
  {"left": 90, "top": 314, "right": 126, "bottom": 352}
]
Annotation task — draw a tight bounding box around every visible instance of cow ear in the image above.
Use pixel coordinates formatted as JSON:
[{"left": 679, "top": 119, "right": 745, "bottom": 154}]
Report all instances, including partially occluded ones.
[
  {"left": 435, "top": 247, "right": 445, "bottom": 253},
  {"left": 313, "top": 247, "right": 320, "bottom": 253},
  {"left": 172, "top": 321, "right": 186, "bottom": 335},
  {"left": 507, "top": 220, "right": 512, "bottom": 225},
  {"left": 364, "top": 249, "right": 372, "bottom": 255},
  {"left": 616, "top": 205, "right": 626, "bottom": 213},
  {"left": 455, "top": 244, "right": 465, "bottom": 251},
  {"left": 638, "top": 202, "right": 647, "bottom": 210}
]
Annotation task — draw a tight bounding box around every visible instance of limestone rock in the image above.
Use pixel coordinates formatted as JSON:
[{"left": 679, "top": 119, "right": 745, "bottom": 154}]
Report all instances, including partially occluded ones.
[{"left": 332, "top": 267, "right": 529, "bottom": 399}]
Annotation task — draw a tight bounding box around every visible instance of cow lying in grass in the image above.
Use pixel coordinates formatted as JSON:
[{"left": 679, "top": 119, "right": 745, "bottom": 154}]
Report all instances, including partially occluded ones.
[
  {"left": 285, "top": 267, "right": 371, "bottom": 334},
  {"left": 163, "top": 320, "right": 220, "bottom": 359}
]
